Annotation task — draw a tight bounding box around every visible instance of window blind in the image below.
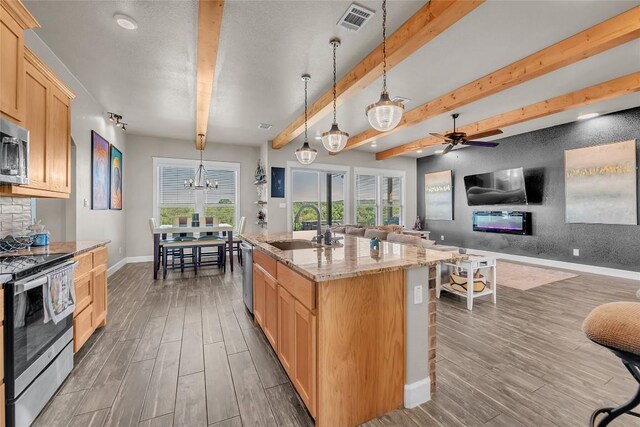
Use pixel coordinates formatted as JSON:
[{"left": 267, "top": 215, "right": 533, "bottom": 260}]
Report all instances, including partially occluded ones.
[{"left": 159, "top": 166, "right": 196, "bottom": 207}]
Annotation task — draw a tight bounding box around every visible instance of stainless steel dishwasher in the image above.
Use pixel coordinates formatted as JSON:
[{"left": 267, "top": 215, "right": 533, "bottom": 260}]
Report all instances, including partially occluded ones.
[{"left": 240, "top": 242, "right": 253, "bottom": 313}]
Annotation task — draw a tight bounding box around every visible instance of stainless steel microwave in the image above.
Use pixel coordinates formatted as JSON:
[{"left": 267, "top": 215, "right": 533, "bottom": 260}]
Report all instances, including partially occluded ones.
[{"left": 0, "top": 117, "right": 29, "bottom": 185}]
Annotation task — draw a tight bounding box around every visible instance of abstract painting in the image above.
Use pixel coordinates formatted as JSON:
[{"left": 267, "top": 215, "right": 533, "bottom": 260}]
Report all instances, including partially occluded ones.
[
  {"left": 271, "top": 167, "right": 285, "bottom": 198},
  {"left": 425, "top": 170, "right": 453, "bottom": 220},
  {"left": 110, "top": 145, "right": 123, "bottom": 210},
  {"left": 91, "top": 131, "right": 110, "bottom": 210},
  {"left": 565, "top": 140, "right": 637, "bottom": 225}
]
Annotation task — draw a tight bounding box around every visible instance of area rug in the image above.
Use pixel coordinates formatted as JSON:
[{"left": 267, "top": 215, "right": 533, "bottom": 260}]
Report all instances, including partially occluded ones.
[{"left": 496, "top": 261, "right": 578, "bottom": 291}]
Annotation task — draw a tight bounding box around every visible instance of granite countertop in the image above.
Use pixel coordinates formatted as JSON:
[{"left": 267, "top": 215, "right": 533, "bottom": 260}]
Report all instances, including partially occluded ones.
[
  {"left": 4, "top": 240, "right": 110, "bottom": 257},
  {"left": 241, "top": 231, "right": 464, "bottom": 282}
]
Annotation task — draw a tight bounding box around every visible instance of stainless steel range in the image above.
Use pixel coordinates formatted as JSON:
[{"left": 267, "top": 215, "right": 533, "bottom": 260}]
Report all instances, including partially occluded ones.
[{"left": 2, "top": 253, "right": 76, "bottom": 427}]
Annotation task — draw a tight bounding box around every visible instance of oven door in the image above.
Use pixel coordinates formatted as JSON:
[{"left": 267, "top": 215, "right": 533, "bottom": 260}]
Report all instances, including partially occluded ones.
[{"left": 6, "top": 263, "right": 74, "bottom": 398}]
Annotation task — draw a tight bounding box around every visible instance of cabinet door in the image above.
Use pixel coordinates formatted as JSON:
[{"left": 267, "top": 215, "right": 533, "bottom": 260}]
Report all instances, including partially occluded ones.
[
  {"left": 24, "top": 58, "right": 49, "bottom": 190},
  {"left": 277, "top": 285, "right": 295, "bottom": 376},
  {"left": 293, "top": 300, "right": 316, "bottom": 417},
  {"left": 253, "top": 264, "right": 265, "bottom": 326},
  {"left": 47, "top": 85, "right": 71, "bottom": 193},
  {"left": 92, "top": 264, "right": 108, "bottom": 328},
  {"left": 73, "top": 272, "right": 92, "bottom": 316},
  {"left": 73, "top": 305, "right": 94, "bottom": 353},
  {"left": 0, "top": 7, "right": 25, "bottom": 123},
  {"left": 263, "top": 273, "right": 278, "bottom": 349}
]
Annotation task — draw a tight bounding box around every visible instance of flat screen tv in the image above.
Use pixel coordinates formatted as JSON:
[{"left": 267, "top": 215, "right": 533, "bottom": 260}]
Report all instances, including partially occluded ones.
[
  {"left": 473, "top": 211, "right": 532, "bottom": 235},
  {"left": 464, "top": 167, "right": 528, "bottom": 206}
]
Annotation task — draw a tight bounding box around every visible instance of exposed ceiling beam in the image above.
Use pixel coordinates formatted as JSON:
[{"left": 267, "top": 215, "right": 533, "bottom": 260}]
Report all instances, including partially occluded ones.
[
  {"left": 376, "top": 72, "right": 640, "bottom": 160},
  {"left": 196, "top": 0, "right": 225, "bottom": 149},
  {"left": 345, "top": 6, "right": 640, "bottom": 152},
  {"left": 270, "top": 0, "right": 485, "bottom": 150}
]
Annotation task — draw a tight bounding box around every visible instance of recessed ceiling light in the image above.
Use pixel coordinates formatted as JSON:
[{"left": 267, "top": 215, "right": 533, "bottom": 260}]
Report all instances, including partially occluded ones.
[
  {"left": 258, "top": 123, "right": 272, "bottom": 129},
  {"left": 416, "top": 150, "right": 423, "bottom": 154},
  {"left": 114, "top": 14, "right": 138, "bottom": 30},
  {"left": 435, "top": 150, "right": 444, "bottom": 154},
  {"left": 577, "top": 112, "right": 599, "bottom": 120},
  {"left": 314, "top": 136, "right": 322, "bottom": 140},
  {"left": 371, "top": 142, "right": 377, "bottom": 147}
]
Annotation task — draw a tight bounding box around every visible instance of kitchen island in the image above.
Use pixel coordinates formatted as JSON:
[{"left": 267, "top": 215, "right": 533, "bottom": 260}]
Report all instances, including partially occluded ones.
[{"left": 241, "top": 231, "right": 463, "bottom": 427}]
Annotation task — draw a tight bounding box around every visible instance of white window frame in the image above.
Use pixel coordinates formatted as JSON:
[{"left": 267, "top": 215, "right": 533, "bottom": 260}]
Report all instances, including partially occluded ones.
[
  {"left": 152, "top": 156, "right": 241, "bottom": 226},
  {"left": 353, "top": 166, "right": 406, "bottom": 226},
  {"left": 285, "top": 161, "right": 350, "bottom": 232}
]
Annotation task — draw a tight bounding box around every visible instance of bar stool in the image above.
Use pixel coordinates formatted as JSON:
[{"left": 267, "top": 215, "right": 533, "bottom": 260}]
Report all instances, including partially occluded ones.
[{"left": 582, "top": 302, "right": 640, "bottom": 426}]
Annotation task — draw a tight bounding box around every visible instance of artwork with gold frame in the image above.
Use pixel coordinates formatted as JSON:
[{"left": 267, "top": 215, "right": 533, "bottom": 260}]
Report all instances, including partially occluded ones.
[{"left": 564, "top": 140, "right": 637, "bottom": 225}]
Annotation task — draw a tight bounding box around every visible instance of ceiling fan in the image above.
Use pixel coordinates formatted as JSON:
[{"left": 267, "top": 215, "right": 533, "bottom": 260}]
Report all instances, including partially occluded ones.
[{"left": 430, "top": 113, "right": 503, "bottom": 154}]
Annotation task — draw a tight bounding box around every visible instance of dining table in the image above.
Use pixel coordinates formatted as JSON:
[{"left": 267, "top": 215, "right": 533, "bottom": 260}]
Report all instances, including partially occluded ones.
[{"left": 152, "top": 223, "right": 234, "bottom": 279}]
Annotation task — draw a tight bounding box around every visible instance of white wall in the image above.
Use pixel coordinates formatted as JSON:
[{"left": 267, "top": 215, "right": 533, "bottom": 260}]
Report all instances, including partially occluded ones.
[
  {"left": 265, "top": 142, "right": 417, "bottom": 232},
  {"left": 124, "top": 134, "right": 260, "bottom": 258},
  {"left": 25, "top": 31, "right": 126, "bottom": 267}
]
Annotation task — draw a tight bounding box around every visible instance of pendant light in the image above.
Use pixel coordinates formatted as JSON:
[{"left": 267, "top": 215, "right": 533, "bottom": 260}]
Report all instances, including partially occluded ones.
[
  {"left": 184, "top": 134, "right": 219, "bottom": 190},
  {"left": 295, "top": 74, "right": 318, "bottom": 165},
  {"left": 365, "top": 0, "right": 404, "bottom": 132},
  {"left": 321, "top": 38, "right": 349, "bottom": 153}
]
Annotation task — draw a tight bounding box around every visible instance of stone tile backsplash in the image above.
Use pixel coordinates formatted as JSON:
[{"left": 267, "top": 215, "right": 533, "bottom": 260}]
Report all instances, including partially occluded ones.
[{"left": 0, "top": 197, "right": 33, "bottom": 237}]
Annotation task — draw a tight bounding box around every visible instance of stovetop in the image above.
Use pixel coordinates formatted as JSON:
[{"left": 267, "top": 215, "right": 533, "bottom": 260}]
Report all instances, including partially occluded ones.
[{"left": 0, "top": 253, "right": 73, "bottom": 281}]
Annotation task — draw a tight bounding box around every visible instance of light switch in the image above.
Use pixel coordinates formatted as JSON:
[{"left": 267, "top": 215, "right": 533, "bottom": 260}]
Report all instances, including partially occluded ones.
[
  {"left": 279, "top": 203, "right": 286, "bottom": 208},
  {"left": 573, "top": 249, "right": 579, "bottom": 256},
  {"left": 414, "top": 285, "right": 423, "bottom": 304},
  {"left": 83, "top": 198, "right": 89, "bottom": 207}
]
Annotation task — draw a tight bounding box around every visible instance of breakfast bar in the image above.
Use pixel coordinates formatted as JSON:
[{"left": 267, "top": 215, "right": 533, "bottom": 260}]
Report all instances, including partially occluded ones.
[{"left": 241, "top": 230, "right": 463, "bottom": 427}]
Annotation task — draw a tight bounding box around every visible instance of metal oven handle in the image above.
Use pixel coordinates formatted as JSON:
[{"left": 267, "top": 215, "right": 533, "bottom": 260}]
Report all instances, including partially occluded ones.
[{"left": 13, "top": 260, "right": 77, "bottom": 295}]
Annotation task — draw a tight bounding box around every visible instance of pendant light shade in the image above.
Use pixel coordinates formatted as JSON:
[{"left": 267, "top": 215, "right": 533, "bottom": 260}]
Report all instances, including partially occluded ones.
[
  {"left": 366, "top": 92, "right": 404, "bottom": 132},
  {"left": 366, "top": 0, "right": 404, "bottom": 132},
  {"left": 322, "top": 38, "right": 349, "bottom": 153},
  {"left": 295, "top": 74, "right": 318, "bottom": 165}
]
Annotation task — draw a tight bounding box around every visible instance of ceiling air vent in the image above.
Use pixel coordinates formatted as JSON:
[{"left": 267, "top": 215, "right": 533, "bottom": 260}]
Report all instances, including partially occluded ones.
[
  {"left": 391, "top": 96, "right": 411, "bottom": 104},
  {"left": 258, "top": 123, "right": 272, "bottom": 130},
  {"left": 337, "top": 3, "right": 375, "bottom": 32}
]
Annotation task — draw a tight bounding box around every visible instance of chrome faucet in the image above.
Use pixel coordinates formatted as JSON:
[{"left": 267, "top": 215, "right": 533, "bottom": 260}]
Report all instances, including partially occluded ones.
[{"left": 294, "top": 204, "right": 323, "bottom": 244}]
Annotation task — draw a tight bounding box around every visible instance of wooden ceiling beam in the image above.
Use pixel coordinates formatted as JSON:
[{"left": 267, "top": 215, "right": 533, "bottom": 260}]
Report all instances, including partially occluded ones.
[
  {"left": 270, "top": 0, "right": 484, "bottom": 150},
  {"left": 345, "top": 6, "right": 640, "bottom": 152},
  {"left": 196, "top": 0, "right": 225, "bottom": 149},
  {"left": 375, "top": 72, "right": 640, "bottom": 160}
]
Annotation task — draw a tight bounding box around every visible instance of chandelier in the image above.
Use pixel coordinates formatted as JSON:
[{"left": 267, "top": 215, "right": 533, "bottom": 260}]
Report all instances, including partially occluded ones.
[{"left": 184, "top": 135, "right": 218, "bottom": 190}]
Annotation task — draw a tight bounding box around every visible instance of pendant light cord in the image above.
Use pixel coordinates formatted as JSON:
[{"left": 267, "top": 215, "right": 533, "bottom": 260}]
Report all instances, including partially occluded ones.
[
  {"left": 304, "top": 77, "right": 309, "bottom": 142},
  {"left": 332, "top": 41, "right": 337, "bottom": 124},
  {"left": 382, "top": 0, "right": 387, "bottom": 93}
]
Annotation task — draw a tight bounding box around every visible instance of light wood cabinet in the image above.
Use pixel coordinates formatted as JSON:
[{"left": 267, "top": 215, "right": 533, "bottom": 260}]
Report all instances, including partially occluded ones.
[
  {"left": 73, "top": 246, "right": 108, "bottom": 352},
  {"left": 253, "top": 264, "right": 265, "bottom": 326},
  {"left": 293, "top": 300, "right": 316, "bottom": 417},
  {"left": 277, "top": 285, "right": 295, "bottom": 376},
  {"left": 263, "top": 273, "right": 278, "bottom": 348},
  {"left": 92, "top": 263, "right": 107, "bottom": 328},
  {"left": 0, "top": 48, "right": 74, "bottom": 198}
]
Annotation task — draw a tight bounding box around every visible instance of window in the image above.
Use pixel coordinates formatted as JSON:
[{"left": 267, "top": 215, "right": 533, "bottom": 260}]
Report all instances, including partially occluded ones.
[
  {"left": 154, "top": 158, "right": 240, "bottom": 226},
  {"left": 354, "top": 168, "right": 405, "bottom": 226},
  {"left": 290, "top": 169, "right": 346, "bottom": 231}
]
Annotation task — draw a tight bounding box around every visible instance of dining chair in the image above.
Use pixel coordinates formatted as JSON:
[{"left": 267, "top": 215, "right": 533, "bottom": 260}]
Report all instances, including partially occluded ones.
[{"left": 230, "top": 216, "right": 247, "bottom": 265}]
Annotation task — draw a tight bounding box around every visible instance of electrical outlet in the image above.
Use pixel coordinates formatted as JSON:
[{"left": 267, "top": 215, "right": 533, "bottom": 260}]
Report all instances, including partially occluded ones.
[
  {"left": 440, "top": 235, "right": 445, "bottom": 241},
  {"left": 414, "top": 285, "right": 423, "bottom": 304},
  {"left": 573, "top": 249, "right": 580, "bottom": 257},
  {"left": 83, "top": 198, "right": 89, "bottom": 208}
]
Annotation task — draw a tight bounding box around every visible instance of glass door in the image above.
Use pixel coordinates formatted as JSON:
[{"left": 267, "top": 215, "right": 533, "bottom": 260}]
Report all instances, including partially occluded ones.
[{"left": 291, "top": 169, "right": 346, "bottom": 231}]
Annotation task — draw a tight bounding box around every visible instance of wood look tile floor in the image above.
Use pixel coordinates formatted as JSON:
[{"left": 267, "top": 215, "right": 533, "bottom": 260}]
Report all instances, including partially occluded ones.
[{"left": 34, "top": 262, "right": 639, "bottom": 427}]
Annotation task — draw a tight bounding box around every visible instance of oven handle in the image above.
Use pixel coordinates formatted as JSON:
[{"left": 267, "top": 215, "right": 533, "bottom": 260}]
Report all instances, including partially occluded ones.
[{"left": 13, "top": 260, "right": 78, "bottom": 295}]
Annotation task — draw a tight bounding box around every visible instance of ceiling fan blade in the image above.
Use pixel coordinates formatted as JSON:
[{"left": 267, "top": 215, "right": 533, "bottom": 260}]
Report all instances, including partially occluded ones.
[
  {"left": 466, "top": 129, "right": 503, "bottom": 140},
  {"left": 462, "top": 140, "right": 500, "bottom": 148},
  {"left": 442, "top": 144, "right": 454, "bottom": 154},
  {"left": 430, "top": 132, "right": 453, "bottom": 141}
]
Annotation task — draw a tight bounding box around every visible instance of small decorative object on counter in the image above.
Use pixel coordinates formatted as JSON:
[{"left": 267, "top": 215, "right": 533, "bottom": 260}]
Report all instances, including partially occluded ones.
[
  {"left": 413, "top": 216, "right": 422, "bottom": 230},
  {"left": 324, "top": 229, "right": 332, "bottom": 245},
  {"left": 370, "top": 237, "right": 380, "bottom": 250},
  {"left": 28, "top": 220, "right": 50, "bottom": 247}
]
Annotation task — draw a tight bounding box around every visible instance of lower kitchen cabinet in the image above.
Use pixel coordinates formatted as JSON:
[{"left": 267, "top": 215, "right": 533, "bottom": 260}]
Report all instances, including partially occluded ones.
[
  {"left": 253, "top": 264, "right": 265, "bottom": 326},
  {"left": 277, "top": 285, "right": 295, "bottom": 375},
  {"left": 72, "top": 246, "right": 108, "bottom": 352},
  {"left": 263, "top": 273, "right": 278, "bottom": 348},
  {"left": 293, "top": 300, "right": 316, "bottom": 417}
]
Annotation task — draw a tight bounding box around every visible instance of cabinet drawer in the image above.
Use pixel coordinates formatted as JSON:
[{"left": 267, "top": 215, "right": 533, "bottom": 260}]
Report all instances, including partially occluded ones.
[
  {"left": 73, "top": 305, "right": 94, "bottom": 353},
  {"left": 254, "top": 249, "right": 276, "bottom": 278},
  {"left": 93, "top": 246, "right": 108, "bottom": 267},
  {"left": 277, "top": 262, "right": 316, "bottom": 311},
  {"left": 74, "top": 251, "right": 93, "bottom": 277},
  {"left": 74, "top": 273, "right": 92, "bottom": 316},
  {"left": 0, "top": 290, "right": 3, "bottom": 323}
]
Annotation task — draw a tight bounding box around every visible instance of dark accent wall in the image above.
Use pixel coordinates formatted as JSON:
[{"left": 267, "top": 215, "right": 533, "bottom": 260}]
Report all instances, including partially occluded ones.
[{"left": 417, "top": 107, "right": 640, "bottom": 272}]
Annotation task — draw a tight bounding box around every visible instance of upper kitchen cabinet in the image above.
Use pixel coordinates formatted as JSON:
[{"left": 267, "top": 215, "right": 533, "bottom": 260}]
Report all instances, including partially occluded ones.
[
  {"left": 0, "top": 47, "right": 74, "bottom": 198},
  {"left": 0, "top": 0, "right": 39, "bottom": 124}
]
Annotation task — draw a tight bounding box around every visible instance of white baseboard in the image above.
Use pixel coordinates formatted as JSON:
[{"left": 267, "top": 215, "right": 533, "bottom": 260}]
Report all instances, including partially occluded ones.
[
  {"left": 467, "top": 249, "right": 640, "bottom": 281},
  {"left": 126, "top": 256, "right": 154, "bottom": 263},
  {"left": 404, "top": 377, "right": 431, "bottom": 409},
  {"left": 107, "top": 257, "right": 128, "bottom": 277}
]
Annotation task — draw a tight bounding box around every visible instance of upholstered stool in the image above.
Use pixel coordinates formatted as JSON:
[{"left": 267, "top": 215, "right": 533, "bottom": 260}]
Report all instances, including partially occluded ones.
[{"left": 582, "top": 302, "right": 640, "bottom": 426}]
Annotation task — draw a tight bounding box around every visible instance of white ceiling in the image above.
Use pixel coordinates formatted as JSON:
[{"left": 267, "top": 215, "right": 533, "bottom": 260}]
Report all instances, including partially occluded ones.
[{"left": 24, "top": 0, "right": 640, "bottom": 157}]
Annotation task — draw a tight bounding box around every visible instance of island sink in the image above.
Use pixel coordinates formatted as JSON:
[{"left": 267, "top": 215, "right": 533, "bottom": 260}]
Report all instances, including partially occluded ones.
[{"left": 266, "top": 239, "right": 321, "bottom": 251}]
